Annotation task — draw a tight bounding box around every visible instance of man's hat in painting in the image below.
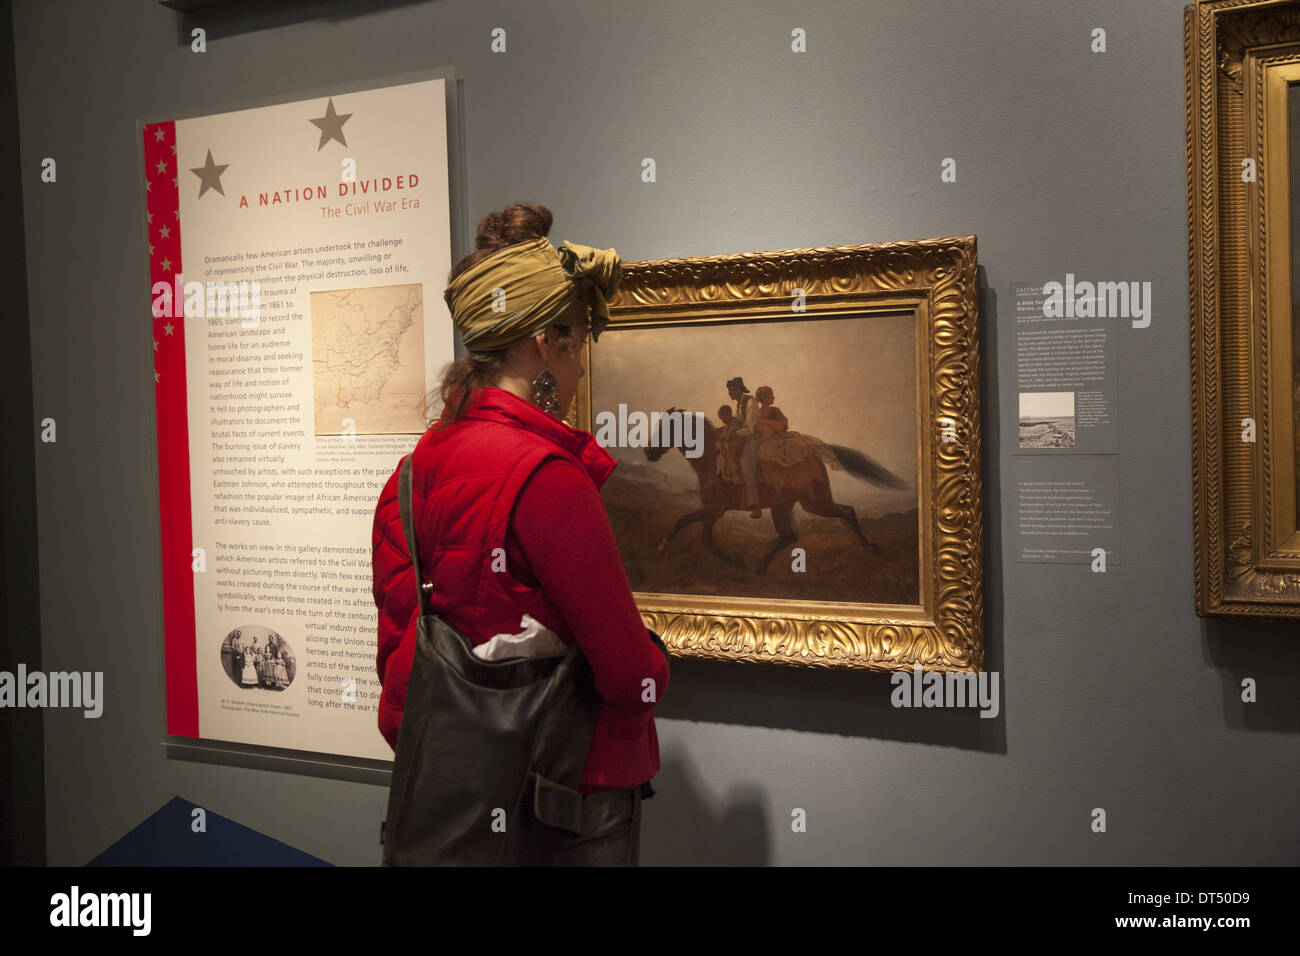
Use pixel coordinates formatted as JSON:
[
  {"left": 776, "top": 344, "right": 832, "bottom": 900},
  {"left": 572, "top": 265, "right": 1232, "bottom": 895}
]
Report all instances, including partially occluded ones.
[{"left": 725, "top": 377, "right": 749, "bottom": 393}]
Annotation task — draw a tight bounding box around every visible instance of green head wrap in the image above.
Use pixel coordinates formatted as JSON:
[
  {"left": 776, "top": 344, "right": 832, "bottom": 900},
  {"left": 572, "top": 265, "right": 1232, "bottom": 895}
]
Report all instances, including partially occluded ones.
[{"left": 444, "top": 236, "right": 622, "bottom": 350}]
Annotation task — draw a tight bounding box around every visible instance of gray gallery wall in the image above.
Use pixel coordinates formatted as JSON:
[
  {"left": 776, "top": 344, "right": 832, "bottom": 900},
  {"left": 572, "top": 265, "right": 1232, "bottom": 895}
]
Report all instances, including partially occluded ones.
[{"left": 10, "top": 0, "right": 1298, "bottom": 866}]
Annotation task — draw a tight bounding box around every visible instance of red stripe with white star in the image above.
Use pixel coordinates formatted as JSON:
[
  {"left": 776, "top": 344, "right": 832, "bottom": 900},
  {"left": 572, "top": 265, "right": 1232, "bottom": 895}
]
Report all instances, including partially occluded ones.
[{"left": 144, "top": 119, "right": 199, "bottom": 738}]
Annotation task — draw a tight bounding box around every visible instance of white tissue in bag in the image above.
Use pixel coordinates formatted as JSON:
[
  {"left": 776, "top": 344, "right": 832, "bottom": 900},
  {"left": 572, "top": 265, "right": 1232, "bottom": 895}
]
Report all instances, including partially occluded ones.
[{"left": 472, "top": 613, "right": 567, "bottom": 661}]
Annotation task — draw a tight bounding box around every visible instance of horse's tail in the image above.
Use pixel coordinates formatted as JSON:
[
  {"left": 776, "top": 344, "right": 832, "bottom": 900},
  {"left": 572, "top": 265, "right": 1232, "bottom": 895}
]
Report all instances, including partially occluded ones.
[{"left": 826, "top": 444, "right": 908, "bottom": 490}]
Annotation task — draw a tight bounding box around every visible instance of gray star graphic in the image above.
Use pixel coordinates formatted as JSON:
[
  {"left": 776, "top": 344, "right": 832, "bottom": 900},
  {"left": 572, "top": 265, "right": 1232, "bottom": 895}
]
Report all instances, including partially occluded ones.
[
  {"left": 310, "top": 97, "right": 352, "bottom": 150},
  {"left": 190, "top": 149, "right": 229, "bottom": 198},
  {"left": 159, "top": 225, "right": 170, "bottom": 239}
]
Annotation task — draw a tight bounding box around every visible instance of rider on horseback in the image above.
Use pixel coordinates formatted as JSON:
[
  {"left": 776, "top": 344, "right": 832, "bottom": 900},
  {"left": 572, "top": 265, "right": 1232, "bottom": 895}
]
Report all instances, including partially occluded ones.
[
  {"left": 725, "top": 376, "right": 764, "bottom": 518},
  {"left": 753, "top": 385, "right": 843, "bottom": 484}
]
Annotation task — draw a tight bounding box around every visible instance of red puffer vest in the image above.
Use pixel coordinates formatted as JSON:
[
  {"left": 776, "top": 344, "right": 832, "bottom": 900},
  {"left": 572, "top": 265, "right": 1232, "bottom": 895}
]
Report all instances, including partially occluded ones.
[{"left": 371, "top": 385, "right": 652, "bottom": 789}]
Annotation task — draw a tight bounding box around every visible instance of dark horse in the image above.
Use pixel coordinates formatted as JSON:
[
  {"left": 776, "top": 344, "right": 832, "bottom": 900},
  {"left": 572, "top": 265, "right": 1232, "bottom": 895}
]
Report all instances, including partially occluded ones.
[{"left": 643, "top": 408, "right": 909, "bottom": 573}]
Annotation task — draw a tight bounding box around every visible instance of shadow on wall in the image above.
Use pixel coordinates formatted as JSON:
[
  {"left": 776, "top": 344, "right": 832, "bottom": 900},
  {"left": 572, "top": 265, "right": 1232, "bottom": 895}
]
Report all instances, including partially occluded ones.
[
  {"left": 1203, "top": 618, "right": 1300, "bottom": 733},
  {"left": 642, "top": 757, "right": 770, "bottom": 866},
  {"left": 162, "top": 0, "right": 435, "bottom": 43}
]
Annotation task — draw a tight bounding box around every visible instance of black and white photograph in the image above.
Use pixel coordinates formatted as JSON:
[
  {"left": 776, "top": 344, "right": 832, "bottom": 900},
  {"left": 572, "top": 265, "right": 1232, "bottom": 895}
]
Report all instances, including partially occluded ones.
[
  {"left": 1018, "top": 391, "right": 1077, "bottom": 448},
  {"left": 220, "top": 626, "right": 296, "bottom": 692}
]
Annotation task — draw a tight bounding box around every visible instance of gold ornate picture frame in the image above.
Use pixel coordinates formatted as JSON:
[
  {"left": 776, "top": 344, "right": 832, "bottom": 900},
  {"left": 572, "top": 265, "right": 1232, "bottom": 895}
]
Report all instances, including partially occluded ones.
[
  {"left": 1187, "top": 0, "right": 1300, "bottom": 617},
  {"left": 572, "top": 236, "right": 983, "bottom": 671}
]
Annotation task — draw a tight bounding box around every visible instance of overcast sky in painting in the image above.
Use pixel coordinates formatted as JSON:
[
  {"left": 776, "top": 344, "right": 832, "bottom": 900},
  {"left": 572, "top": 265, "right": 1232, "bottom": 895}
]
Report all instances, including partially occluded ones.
[{"left": 586, "top": 311, "right": 918, "bottom": 496}]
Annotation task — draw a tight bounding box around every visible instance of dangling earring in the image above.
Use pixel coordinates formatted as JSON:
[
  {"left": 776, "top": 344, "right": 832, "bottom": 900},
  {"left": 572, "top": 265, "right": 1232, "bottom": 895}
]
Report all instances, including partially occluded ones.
[{"left": 531, "top": 368, "right": 560, "bottom": 415}]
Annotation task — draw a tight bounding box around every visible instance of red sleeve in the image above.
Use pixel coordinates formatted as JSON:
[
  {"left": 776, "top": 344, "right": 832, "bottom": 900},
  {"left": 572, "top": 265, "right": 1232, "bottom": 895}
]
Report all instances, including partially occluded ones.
[
  {"left": 509, "top": 457, "right": 669, "bottom": 716},
  {"left": 371, "top": 460, "right": 405, "bottom": 686},
  {"left": 371, "top": 458, "right": 413, "bottom": 687}
]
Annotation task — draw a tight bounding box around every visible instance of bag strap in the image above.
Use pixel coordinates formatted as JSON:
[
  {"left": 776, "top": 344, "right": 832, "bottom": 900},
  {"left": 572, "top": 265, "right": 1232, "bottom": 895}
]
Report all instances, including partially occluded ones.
[{"left": 398, "top": 454, "right": 433, "bottom": 617}]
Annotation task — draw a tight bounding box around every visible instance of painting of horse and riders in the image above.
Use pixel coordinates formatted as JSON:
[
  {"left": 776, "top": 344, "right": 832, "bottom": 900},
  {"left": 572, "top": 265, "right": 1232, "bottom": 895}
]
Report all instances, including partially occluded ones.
[{"left": 587, "top": 311, "right": 920, "bottom": 606}]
